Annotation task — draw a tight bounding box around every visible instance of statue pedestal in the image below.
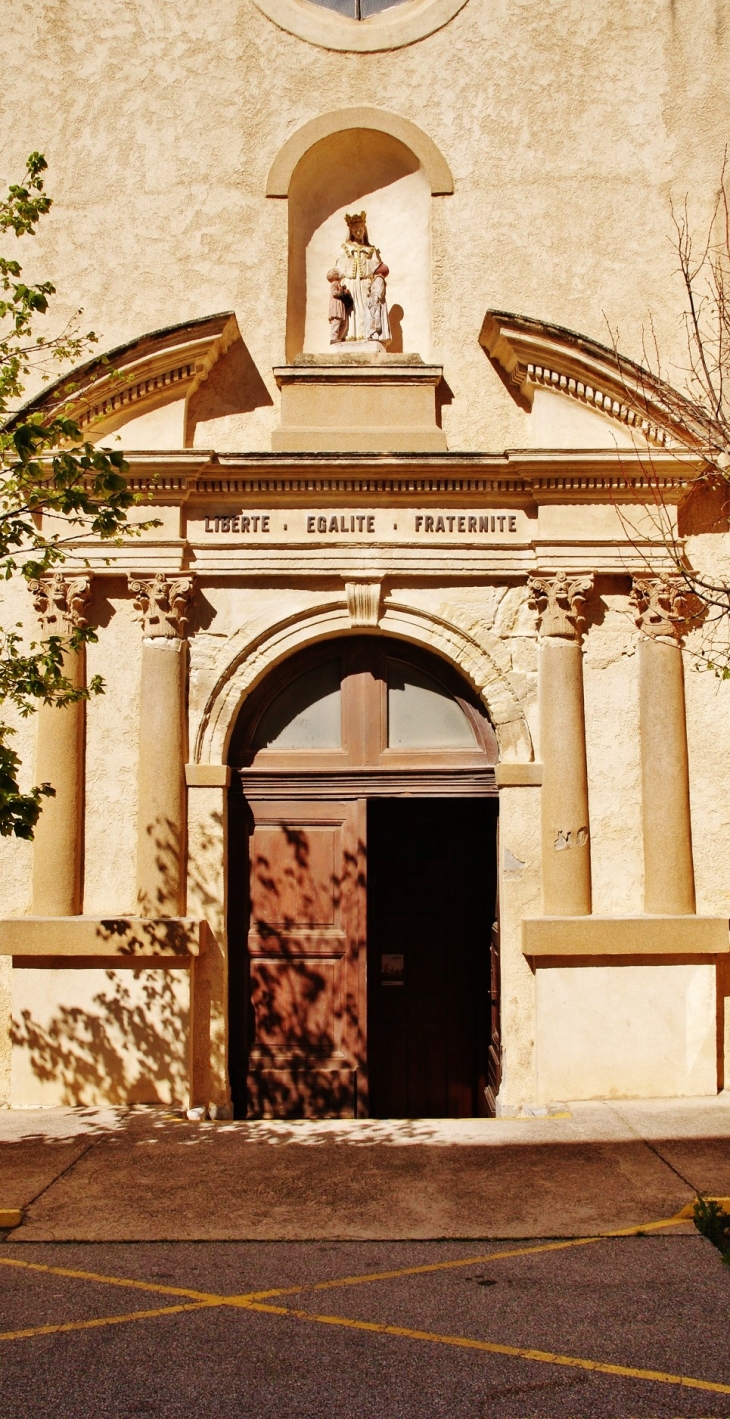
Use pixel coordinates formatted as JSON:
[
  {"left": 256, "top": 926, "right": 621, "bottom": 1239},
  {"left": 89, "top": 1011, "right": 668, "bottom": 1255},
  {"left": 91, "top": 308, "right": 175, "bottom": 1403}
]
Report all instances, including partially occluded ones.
[{"left": 272, "top": 352, "right": 447, "bottom": 453}]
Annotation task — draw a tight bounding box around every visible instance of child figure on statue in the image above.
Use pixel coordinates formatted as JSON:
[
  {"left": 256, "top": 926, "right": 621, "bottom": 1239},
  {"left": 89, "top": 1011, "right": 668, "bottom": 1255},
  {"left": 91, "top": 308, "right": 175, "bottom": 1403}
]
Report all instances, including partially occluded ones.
[
  {"left": 366, "top": 262, "right": 391, "bottom": 346},
  {"left": 327, "top": 268, "right": 350, "bottom": 344}
]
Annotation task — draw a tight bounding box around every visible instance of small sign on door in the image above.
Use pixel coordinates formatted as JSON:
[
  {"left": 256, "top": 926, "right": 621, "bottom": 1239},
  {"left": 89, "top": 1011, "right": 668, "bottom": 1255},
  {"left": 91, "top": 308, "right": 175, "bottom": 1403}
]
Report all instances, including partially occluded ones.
[{"left": 381, "top": 953, "right": 405, "bottom": 986}]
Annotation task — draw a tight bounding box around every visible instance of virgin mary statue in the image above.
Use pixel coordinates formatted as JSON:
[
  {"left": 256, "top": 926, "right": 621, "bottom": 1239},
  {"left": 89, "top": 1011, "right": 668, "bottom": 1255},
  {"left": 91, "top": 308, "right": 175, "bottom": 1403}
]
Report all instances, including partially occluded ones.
[{"left": 332, "top": 212, "right": 386, "bottom": 343}]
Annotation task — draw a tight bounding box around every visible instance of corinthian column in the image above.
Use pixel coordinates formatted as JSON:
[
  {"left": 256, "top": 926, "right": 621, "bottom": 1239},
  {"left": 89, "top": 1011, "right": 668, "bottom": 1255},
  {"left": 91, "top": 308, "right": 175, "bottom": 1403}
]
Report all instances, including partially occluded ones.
[
  {"left": 129, "top": 574, "right": 194, "bottom": 916},
  {"left": 631, "top": 577, "right": 696, "bottom": 915},
  {"left": 30, "top": 573, "right": 93, "bottom": 916},
  {"left": 528, "top": 572, "right": 594, "bottom": 916}
]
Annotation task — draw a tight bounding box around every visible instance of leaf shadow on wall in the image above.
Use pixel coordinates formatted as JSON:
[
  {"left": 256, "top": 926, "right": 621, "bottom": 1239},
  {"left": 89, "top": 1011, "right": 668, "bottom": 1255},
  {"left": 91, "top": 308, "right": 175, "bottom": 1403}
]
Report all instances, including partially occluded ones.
[
  {"left": 11, "top": 964, "right": 189, "bottom": 1108},
  {"left": 11, "top": 813, "right": 223, "bottom": 1108}
]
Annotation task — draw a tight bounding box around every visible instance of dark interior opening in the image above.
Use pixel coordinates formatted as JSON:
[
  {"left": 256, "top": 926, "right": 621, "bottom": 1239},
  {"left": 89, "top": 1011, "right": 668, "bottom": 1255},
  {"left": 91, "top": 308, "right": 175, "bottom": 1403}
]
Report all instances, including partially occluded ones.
[{"left": 366, "top": 798, "right": 498, "bottom": 1119}]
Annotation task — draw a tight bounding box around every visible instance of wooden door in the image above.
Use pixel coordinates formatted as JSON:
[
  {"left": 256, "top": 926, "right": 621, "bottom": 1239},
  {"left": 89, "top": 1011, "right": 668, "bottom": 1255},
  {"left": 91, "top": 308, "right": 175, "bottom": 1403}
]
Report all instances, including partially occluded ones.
[{"left": 245, "top": 799, "right": 366, "bottom": 1118}]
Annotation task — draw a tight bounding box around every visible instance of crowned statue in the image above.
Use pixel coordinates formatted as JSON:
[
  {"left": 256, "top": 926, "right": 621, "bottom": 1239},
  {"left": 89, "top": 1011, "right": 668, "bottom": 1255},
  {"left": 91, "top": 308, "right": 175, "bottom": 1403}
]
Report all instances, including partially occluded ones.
[{"left": 327, "top": 211, "right": 391, "bottom": 347}]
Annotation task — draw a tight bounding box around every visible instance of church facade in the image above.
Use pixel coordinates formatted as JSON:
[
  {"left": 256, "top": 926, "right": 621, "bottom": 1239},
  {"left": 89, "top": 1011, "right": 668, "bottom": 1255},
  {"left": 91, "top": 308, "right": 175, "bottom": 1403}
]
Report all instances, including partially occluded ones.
[{"left": 1, "top": 0, "right": 729, "bottom": 1116}]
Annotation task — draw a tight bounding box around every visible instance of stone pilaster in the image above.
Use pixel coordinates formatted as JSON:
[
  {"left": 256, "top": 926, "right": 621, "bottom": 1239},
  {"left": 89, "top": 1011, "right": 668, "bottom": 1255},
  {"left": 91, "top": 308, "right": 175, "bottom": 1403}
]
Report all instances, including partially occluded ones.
[
  {"left": 528, "top": 572, "right": 594, "bottom": 916},
  {"left": 631, "top": 576, "right": 696, "bottom": 915},
  {"left": 30, "top": 573, "right": 93, "bottom": 916},
  {"left": 129, "top": 573, "right": 195, "bottom": 916}
]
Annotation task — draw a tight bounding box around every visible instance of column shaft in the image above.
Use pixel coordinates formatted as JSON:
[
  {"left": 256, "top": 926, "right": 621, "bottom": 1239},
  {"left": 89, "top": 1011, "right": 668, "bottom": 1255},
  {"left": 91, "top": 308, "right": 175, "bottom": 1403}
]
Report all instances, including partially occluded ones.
[
  {"left": 136, "top": 639, "right": 187, "bottom": 915},
  {"left": 32, "top": 647, "right": 85, "bottom": 916},
  {"left": 639, "top": 637, "right": 695, "bottom": 914},
  {"left": 539, "top": 640, "right": 592, "bottom": 916}
]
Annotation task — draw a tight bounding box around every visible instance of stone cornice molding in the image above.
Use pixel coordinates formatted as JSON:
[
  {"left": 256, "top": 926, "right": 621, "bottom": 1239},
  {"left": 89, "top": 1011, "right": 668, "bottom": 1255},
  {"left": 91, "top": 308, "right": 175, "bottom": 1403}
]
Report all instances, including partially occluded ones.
[
  {"left": 528, "top": 572, "right": 594, "bottom": 642},
  {"left": 14, "top": 313, "right": 241, "bottom": 445},
  {"left": 253, "top": 0, "right": 469, "bottom": 55},
  {"left": 30, "top": 573, "right": 93, "bottom": 636},
  {"left": 266, "top": 107, "right": 454, "bottom": 194},
  {"left": 630, "top": 575, "right": 695, "bottom": 643},
  {"left": 116, "top": 448, "right": 699, "bottom": 504},
  {"left": 129, "top": 573, "right": 195, "bottom": 641},
  {"left": 480, "top": 310, "right": 697, "bottom": 449}
]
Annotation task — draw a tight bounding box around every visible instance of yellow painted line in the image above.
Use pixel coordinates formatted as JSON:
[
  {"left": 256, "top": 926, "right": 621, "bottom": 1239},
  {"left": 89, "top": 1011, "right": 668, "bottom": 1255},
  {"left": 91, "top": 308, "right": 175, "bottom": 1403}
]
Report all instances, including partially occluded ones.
[
  {"left": 0, "top": 1210, "right": 693, "bottom": 1318},
  {"left": 243, "top": 1301, "right": 730, "bottom": 1397},
  {"left": 238, "top": 1213, "right": 694, "bottom": 1303},
  {"left": 0, "top": 1209, "right": 22, "bottom": 1229},
  {"left": 0, "top": 1257, "right": 219, "bottom": 1304},
  {"left": 0, "top": 1300, "right": 220, "bottom": 1344},
  {"left": 676, "top": 1196, "right": 730, "bottom": 1220}
]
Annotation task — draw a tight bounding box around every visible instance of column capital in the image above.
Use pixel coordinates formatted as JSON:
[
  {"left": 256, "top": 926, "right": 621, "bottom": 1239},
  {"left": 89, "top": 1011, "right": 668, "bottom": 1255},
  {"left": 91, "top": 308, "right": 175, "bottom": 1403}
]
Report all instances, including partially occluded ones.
[
  {"left": 528, "top": 572, "right": 594, "bottom": 641},
  {"left": 630, "top": 575, "right": 694, "bottom": 643},
  {"left": 129, "top": 573, "right": 195, "bottom": 641},
  {"left": 29, "top": 572, "right": 93, "bottom": 635}
]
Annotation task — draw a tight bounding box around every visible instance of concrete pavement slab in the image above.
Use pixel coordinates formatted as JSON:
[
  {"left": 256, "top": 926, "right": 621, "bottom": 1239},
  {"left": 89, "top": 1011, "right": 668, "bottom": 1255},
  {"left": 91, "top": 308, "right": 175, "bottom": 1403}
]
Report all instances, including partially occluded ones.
[{"left": 3, "top": 1101, "right": 727, "bottom": 1240}]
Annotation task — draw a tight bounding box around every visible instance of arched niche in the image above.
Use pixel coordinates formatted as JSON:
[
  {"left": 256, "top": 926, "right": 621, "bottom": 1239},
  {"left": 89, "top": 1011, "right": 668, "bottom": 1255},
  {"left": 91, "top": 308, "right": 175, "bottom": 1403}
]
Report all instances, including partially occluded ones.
[{"left": 286, "top": 127, "right": 434, "bottom": 360}]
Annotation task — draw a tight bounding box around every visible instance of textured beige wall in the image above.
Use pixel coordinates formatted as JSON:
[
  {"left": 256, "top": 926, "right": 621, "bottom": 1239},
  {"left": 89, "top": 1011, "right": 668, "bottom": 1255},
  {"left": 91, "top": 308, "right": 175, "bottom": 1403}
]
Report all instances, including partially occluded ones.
[
  {"left": 535, "top": 963, "right": 717, "bottom": 1100},
  {"left": 3, "top": 0, "right": 728, "bottom": 452}
]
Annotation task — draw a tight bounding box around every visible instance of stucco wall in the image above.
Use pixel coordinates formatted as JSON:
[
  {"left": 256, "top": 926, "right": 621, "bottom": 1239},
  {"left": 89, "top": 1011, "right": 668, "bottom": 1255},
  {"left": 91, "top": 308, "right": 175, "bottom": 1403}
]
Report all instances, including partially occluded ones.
[{"left": 3, "top": 0, "right": 728, "bottom": 452}]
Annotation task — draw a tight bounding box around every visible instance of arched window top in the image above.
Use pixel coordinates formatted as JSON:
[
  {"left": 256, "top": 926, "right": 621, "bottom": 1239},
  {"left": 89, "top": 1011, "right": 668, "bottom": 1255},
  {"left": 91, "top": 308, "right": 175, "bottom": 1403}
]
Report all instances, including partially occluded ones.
[
  {"left": 252, "top": 660, "right": 342, "bottom": 750},
  {"left": 231, "top": 638, "right": 497, "bottom": 768},
  {"left": 253, "top": 0, "right": 469, "bottom": 57},
  {"left": 307, "top": 0, "right": 408, "bottom": 13},
  {"left": 387, "top": 659, "right": 476, "bottom": 748}
]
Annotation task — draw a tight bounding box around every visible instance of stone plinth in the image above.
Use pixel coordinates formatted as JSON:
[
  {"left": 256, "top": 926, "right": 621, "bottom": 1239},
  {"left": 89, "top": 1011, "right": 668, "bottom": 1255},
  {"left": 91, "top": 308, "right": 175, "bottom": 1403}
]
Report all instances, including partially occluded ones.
[{"left": 272, "top": 351, "right": 447, "bottom": 453}]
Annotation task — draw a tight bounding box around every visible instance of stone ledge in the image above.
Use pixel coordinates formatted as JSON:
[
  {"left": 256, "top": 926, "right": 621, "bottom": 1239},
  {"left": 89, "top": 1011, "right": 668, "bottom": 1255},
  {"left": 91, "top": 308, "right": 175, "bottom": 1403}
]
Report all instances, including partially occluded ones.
[
  {"left": 495, "top": 763, "right": 543, "bottom": 786},
  {"left": 522, "top": 916, "right": 729, "bottom": 957},
  {"left": 0, "top": 917, "right": 209, "bottom": 960},
  {"left": 185, "top": 764, "right": 232, "bottom": 787}
]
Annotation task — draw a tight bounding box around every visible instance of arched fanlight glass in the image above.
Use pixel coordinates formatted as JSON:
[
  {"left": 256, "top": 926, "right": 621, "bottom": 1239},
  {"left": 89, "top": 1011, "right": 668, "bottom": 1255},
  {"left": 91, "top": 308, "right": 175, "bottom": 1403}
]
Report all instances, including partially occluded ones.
[
  {"left": 387, "top": 660, "right": 477, "bottom": 749},
  {"left": 252, "top": 660, "right": 343, "bottom": 750},
  {"left": 306, "top": 0, "right": 409, "bottom": 15}
]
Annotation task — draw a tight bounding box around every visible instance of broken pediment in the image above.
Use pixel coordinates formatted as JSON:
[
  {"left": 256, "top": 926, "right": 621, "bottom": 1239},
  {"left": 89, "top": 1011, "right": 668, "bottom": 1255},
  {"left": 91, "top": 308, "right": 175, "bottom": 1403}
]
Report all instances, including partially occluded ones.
[
  {"left": 480, "top": 310, "right": 683, "bottom": 451},
  {"left": 17, "top": 312, "right": 271, "bottom": 450}
]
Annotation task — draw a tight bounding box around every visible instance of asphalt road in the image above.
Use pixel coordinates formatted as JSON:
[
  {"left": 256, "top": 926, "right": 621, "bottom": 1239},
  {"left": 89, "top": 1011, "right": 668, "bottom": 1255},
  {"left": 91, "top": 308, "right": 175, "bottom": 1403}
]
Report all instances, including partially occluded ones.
[{"left": 1, "top": 1233, "right": 729, "bottom": 1418}]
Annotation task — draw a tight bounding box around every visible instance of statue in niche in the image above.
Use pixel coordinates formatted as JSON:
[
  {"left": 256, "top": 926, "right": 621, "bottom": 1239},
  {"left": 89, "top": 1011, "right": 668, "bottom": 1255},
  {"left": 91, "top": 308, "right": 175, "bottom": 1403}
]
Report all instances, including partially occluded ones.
[{"left": 328, "top": 211, "right": 391, "bottom": 346}]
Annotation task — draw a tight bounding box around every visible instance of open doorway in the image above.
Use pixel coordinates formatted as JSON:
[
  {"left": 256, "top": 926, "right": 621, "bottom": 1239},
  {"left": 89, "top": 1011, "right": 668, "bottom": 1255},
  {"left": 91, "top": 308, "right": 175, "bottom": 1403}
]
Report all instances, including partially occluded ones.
[{"left": 367, "top": 799, "right": 498, "bottom": 1118}]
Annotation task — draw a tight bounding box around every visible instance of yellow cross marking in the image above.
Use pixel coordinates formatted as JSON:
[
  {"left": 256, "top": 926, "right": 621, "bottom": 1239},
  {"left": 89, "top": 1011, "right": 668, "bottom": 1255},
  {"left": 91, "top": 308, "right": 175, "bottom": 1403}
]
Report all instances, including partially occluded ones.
[{"left": 1, "top": 1204, "right": 726, "bottom": 1399}]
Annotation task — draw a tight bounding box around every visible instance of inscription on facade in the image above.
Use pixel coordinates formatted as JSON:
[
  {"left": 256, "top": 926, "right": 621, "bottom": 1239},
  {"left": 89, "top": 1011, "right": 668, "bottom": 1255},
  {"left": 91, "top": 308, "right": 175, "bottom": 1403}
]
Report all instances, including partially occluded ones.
[{"left": 196, "top": 511, "right": 523, "bottom": 540}]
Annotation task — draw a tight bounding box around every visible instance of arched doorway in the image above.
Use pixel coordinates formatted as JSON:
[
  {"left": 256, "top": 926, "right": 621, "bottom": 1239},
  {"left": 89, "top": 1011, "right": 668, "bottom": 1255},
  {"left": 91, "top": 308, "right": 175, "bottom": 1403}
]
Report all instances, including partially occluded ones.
[{"left": 227, "top": 637, "right": 499, "bottom": 1119}]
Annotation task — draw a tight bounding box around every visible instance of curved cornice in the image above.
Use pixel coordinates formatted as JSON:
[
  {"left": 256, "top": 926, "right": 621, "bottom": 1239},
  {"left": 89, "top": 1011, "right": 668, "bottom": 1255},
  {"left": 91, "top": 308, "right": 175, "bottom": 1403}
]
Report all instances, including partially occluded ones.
[
  {"left": 266, "top": 107, "right": 454, "bottom": 196},
  {"left": 480, "top": 310, "right": 693, "bottom": 448},
  {"left": 253, "top": 0, "right": 469, "bottom": 54},
  {"left": 16, "top": 312, "right": 241, "bottom": 443}
]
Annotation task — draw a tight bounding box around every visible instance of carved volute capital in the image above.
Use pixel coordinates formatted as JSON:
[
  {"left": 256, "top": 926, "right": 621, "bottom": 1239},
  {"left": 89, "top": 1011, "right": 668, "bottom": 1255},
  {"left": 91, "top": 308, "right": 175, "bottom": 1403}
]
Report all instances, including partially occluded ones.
[
  {"left": 129, "top": 573, "right": 195, "bottom": 640},
  {"left": 29, "top": 572, "right": 93, "bottom": 636},
  {"left": 528, "top": 572, "right": 594, "bottom": 641},
  {"left": 630, "top": 576, "right": 694, "bottom": 643}
]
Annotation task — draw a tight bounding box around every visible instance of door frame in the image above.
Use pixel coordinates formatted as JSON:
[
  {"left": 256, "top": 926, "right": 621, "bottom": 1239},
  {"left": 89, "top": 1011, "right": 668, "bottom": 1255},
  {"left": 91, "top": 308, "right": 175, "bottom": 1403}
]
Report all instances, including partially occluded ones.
[{"left": 226, "top": 635, "right": 502, "bottom": 1118}]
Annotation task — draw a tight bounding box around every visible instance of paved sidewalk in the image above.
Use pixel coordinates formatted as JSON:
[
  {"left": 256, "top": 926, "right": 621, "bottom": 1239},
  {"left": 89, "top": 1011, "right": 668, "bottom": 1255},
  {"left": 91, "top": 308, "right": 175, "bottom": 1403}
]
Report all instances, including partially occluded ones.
[{"left": 1, "top": 1097, "right": 729, "bottom": 1241}]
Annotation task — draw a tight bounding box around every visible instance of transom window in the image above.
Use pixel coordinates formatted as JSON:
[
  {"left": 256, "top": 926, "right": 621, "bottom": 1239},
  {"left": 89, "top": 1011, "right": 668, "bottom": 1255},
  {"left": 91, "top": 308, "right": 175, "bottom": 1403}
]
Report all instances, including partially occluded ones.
[
  {"left": 307, "top": 0, "right": 408, "bottom": 15},
  {"left": 231, "top": 637, "right": 497, "bottom": 768}
]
